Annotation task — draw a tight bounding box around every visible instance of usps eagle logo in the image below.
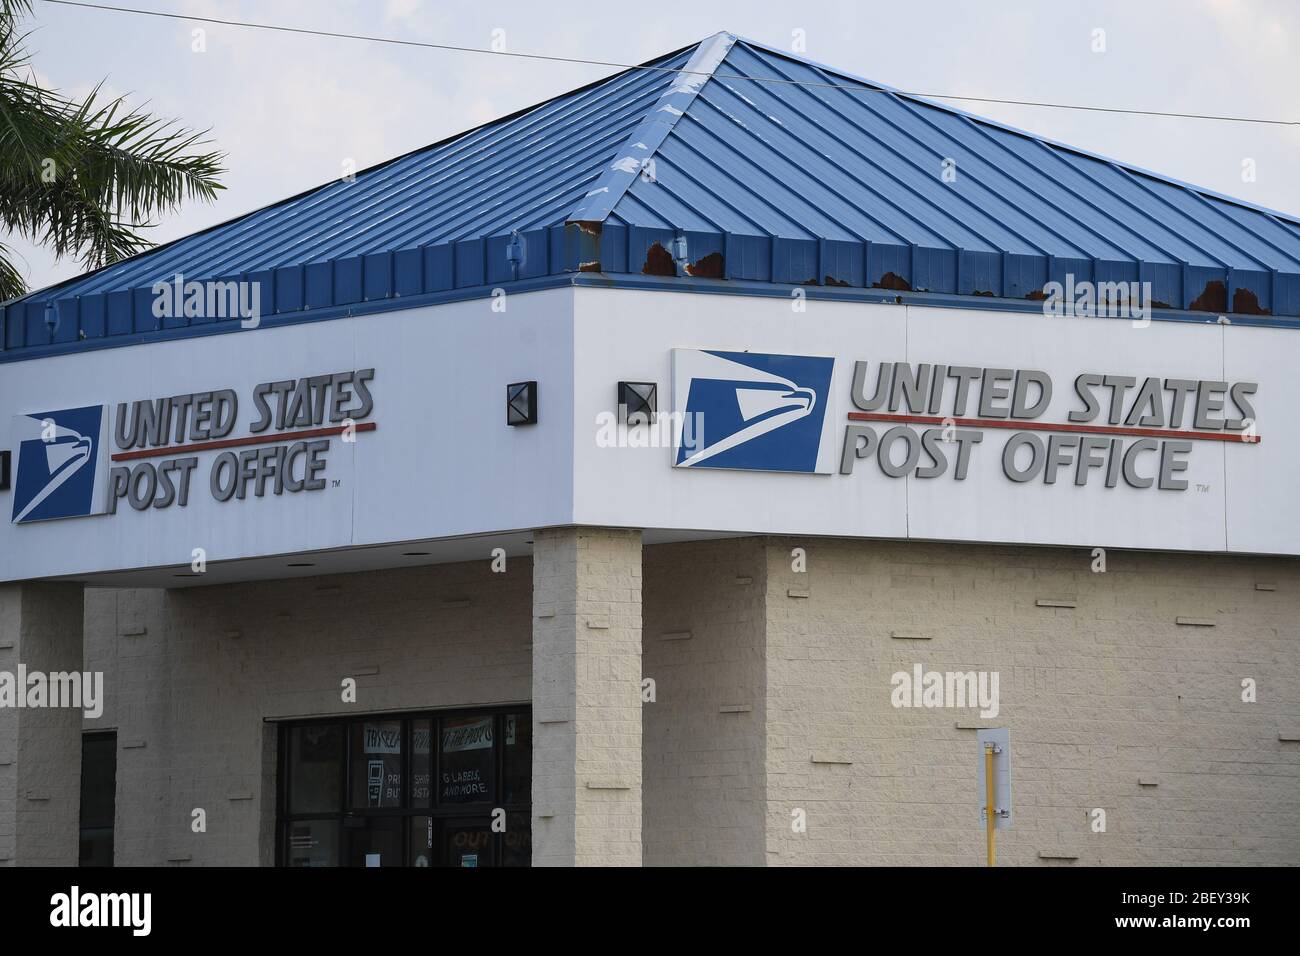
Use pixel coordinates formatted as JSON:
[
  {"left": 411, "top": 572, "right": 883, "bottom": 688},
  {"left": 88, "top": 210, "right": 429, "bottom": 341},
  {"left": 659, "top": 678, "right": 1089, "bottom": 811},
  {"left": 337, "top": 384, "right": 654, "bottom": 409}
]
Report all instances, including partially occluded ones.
[
  {"left": 10, "top": 405, "right": 110, "bottom": 523},
  {"left": 671, "top": 350, "right": 835, "bottom": 473}
]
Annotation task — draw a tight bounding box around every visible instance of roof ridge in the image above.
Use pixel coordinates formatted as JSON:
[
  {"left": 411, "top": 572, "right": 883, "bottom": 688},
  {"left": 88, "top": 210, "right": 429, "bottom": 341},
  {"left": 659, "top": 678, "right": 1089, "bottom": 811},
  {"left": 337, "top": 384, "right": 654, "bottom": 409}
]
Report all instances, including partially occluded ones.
[
  {"left": 729, "top": 35, "right": 1300, "bottom": 228},
  {"left": 564, "top": 32, "right": 736, "bottom": 225}
]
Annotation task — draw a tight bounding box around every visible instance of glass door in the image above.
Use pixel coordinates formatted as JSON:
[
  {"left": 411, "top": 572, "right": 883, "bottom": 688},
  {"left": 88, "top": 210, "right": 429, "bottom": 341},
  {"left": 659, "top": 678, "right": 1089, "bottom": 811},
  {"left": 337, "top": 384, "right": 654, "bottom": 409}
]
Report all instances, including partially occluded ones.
[
  {"left": 278, "top": 708, "right": 531, "bottom": 866},
  {"left": 344, "top": 815, "right": 404, "bottom": 867},
  {"left": 441, "top": 817, "right": 494, "bottom": 867}
]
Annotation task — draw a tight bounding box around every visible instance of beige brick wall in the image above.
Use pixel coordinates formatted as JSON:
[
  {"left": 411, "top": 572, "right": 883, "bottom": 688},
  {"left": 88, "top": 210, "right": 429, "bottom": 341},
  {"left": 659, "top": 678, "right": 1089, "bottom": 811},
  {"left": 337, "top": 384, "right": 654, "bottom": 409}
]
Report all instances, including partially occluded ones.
[
  {"left": 82, "top": 559, "right": 532, "bottom": 866},
  {"left": 56, "top": 532, "right": 1300, "bottom": 867},
  {"left": 0, "top": 583, "right": 85, "bottom": 866},
  {"left": 761, "top": 538, "right": 1300, "bottom": 866},
  {"left": 532, "top": 527, "right": 642, "bottom": 866},
  {"left": 642, "top": 539, "right": 767, "bottom": 865}
]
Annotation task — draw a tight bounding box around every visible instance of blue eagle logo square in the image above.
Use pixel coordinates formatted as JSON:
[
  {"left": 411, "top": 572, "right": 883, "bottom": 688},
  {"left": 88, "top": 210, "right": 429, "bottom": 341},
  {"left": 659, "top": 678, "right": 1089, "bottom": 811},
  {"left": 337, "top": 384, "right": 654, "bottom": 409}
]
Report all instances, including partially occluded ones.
[
  {"left": 673, "top": 350, "right": 834, "bottom": 473},
  {"left": 11, "top": 405, "right": 107, "bottom": 523}
]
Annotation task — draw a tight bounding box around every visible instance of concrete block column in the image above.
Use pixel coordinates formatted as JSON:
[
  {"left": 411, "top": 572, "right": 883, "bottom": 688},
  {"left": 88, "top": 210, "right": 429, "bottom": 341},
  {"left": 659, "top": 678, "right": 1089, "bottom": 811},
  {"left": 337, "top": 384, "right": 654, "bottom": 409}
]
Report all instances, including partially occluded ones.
[
  {"left": 531, "top": 527, "right": 642, "bottom": 866},
  {"left": 0, "top": 583, "right": 85, "bottom": 866}
]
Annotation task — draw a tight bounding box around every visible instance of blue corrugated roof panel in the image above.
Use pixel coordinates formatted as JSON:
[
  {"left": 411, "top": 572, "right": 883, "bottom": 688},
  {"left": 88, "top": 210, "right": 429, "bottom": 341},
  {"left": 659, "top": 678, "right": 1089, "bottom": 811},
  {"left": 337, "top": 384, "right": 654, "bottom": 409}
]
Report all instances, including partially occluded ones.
[
  {"left": 608, "top": 36, "right": 1300, "bottom": 308},
  {"left": 6, "top": 32, "right": 1300, "bottom": 359}
]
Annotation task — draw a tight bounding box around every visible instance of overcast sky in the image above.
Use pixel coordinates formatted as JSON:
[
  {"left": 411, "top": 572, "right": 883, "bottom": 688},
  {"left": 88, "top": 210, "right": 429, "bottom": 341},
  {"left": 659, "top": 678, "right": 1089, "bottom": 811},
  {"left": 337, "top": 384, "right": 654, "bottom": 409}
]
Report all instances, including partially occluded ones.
[{"left": 9, "top": 0, "right": 1299, "bottom": 292}]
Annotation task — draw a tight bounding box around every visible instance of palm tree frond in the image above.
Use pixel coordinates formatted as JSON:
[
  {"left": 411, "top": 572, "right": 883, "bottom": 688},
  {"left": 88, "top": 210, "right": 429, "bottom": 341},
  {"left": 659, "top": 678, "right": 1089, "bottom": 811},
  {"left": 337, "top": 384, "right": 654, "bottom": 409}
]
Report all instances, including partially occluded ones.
[
  {"left": 0, "top": 236, "right": 27, "bottom": 300},
  {"left": 0, "top": 0, "right": 225, "bottom": 293}
]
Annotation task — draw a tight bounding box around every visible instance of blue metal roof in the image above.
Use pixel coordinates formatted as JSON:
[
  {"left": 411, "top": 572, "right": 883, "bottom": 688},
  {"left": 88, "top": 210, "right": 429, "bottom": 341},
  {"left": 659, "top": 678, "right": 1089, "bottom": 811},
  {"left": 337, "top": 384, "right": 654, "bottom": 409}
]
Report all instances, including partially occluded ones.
[{"left": 6, "top": 32, "right": 1300, "bottom": 359}]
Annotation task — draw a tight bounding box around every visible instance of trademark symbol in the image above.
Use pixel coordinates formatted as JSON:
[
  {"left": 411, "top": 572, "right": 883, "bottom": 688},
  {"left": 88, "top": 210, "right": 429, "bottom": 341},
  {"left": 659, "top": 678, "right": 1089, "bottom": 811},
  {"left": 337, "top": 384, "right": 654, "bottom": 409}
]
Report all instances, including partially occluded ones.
[
  {"left": 332, "top": 479, "right": 342, "bottom": 489},
  {"left": 1196, "top": 483, "right": 1210, "bottom": 493}
]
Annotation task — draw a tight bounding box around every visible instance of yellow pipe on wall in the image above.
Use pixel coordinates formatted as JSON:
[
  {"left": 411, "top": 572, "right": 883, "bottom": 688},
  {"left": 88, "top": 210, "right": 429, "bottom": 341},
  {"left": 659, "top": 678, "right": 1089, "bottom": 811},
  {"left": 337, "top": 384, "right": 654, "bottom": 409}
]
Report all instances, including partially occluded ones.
[{"left": 985, "top": 743, "right": 996, "bottom": 867}]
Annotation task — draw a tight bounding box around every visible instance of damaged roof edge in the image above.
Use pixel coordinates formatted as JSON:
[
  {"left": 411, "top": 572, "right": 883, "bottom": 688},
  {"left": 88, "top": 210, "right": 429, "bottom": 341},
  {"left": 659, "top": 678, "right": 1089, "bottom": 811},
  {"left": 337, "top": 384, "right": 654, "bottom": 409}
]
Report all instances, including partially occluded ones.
[{"left": 5, "top": 266, "right": 1298, "bottom": 366}]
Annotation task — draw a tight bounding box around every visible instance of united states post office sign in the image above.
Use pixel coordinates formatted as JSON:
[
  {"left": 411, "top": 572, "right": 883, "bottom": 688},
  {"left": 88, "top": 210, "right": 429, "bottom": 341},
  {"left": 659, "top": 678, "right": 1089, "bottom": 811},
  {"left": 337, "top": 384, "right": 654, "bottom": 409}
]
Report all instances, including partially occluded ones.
[
  {"left": 9, "top": 369, "right": 375, "bottom": 523},
  {"left": 670, "top": 348, "right": 1260, "bottom": 492}
]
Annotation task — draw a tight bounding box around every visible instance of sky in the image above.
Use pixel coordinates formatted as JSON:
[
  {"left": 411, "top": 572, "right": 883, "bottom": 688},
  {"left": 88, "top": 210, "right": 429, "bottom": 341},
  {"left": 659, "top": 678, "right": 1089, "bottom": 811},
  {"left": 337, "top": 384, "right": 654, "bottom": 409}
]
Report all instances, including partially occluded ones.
[{"left": 7, "top": 0, "right": 1299, "bottom": 293}]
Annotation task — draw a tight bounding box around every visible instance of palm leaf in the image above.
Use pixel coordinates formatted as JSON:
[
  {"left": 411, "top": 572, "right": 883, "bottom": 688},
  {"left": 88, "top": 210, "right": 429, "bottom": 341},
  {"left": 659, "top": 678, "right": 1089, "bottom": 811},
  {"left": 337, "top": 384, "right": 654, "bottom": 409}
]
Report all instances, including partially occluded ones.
[{"left": 0, "top": 0, "right": 224, "bottom": 297}]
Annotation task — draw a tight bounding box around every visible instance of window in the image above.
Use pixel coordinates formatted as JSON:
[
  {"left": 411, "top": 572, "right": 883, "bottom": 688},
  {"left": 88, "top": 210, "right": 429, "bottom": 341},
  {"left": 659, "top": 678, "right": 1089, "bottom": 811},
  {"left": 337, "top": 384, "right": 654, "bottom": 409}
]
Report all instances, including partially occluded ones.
[
  {"left": 287, "top": 723, "right": 343, "bottom": 815},
  {"left": 277, "top": 707, "right": 530, "bottom": 867},
  {"left": 438, "top": 715, "right": 494, "bottom": 804},
  {"left": 78, "top": 732, "right": 116, "bottom": 867},
  {"left": 285, "top": 818, "right": 339, "bottom": 868},
  {"left": 501, "top": 812, "right": 532, "bottom": 866},
  {"left": 350, "top": 721, "right": 402, "bottom": 809},
  {"left": 410, "top": 719, "right": 432, "bottom": 808}
]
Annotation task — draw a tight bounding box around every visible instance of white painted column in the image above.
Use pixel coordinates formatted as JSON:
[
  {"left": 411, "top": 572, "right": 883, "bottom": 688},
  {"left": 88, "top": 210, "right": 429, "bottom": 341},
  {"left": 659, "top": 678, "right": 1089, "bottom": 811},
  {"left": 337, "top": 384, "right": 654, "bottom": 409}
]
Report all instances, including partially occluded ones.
[
  {"left": 531, "top": 527, "right": 642, "bottom": 866},
  {"left": 0, "top": 582, "right": 85, "bottom": 866}
]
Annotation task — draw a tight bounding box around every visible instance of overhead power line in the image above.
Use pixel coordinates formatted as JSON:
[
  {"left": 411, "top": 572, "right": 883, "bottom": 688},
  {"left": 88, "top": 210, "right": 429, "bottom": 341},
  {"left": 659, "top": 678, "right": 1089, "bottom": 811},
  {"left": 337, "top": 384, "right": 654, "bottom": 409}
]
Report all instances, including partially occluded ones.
[{"left": 35, "top": 0, "right": 1300, "bottom": 127}]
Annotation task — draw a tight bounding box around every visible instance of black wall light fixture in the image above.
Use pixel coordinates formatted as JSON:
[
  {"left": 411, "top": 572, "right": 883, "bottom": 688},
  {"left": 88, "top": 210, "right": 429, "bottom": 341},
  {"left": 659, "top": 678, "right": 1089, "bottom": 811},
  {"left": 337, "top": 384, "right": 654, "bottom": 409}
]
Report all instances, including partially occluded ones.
[
  {"left": 507, "top": 381, "right": 538, "bottom": 425},
  {"left": 0, "top": 450, "right": 9, "bottom": 491},
  {"left": 618, "top": 382, "right": 657, "bottom": 426}
]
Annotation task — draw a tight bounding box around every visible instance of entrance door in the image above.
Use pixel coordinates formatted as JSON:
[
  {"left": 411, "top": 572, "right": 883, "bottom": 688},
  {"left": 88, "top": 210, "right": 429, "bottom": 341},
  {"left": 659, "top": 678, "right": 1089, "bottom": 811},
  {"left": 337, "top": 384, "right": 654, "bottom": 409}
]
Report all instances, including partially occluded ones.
[
  {"left": 441, "top": 817, "right": 494, "bottom": 868},
  {"left": 344, "top": 816, "right": 404, "bottom": 868},
  {"left": 278, "top": 707, "right": 531, "bottom": 866}
]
